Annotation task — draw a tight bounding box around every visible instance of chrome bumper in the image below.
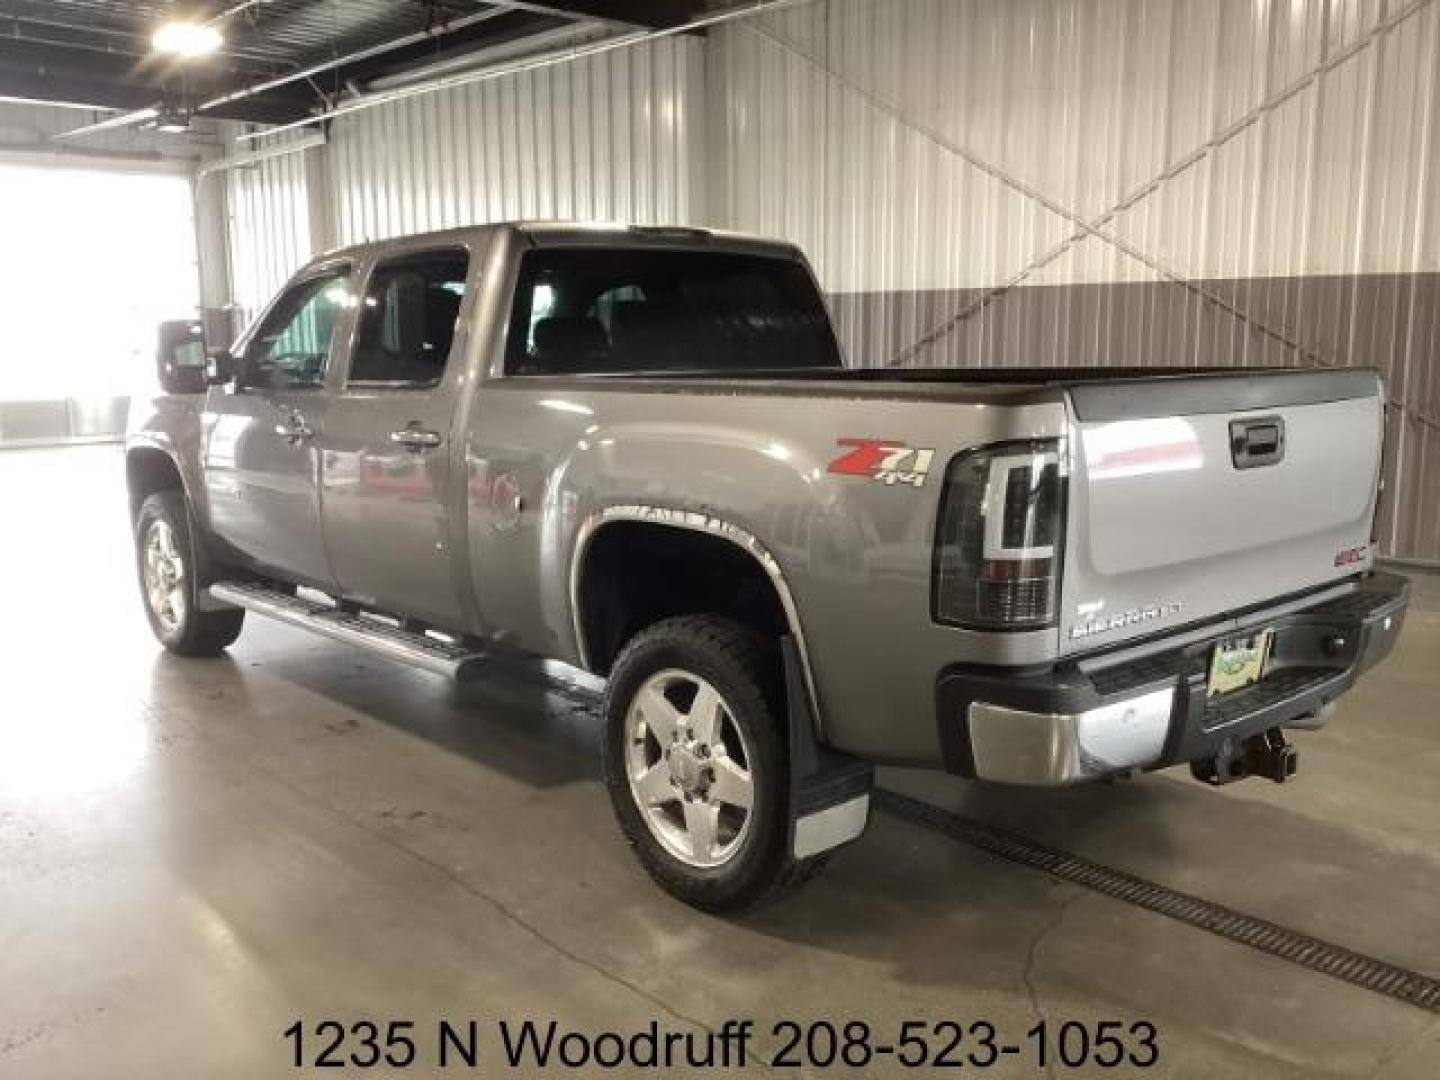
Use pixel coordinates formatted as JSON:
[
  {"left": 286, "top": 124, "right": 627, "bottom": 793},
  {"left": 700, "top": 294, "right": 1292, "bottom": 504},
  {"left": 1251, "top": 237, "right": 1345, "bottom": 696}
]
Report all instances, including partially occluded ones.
[
  {"left": 941, "top": 572, "right": 1409, "bottom": 786},
  {"left": 967, "top": 687, "right": 1174, "bottom": 785}
]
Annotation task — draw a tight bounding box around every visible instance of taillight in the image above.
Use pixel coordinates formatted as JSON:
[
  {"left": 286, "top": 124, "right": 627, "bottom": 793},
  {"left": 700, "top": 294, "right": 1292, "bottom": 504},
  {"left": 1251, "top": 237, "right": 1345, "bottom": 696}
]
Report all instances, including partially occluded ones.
[
  {"left": 933, "top": 439, "right": 1066, "bottom": 630},
  {"left": 1371, "top": 396, "right": 1389, "bottom": 549}
]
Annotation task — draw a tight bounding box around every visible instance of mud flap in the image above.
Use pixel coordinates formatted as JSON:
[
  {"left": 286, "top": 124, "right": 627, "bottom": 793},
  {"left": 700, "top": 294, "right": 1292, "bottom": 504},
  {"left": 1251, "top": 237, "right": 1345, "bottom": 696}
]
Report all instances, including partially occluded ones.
[{"left": 782, "top": 636, "right": 873, "bottom": 860}]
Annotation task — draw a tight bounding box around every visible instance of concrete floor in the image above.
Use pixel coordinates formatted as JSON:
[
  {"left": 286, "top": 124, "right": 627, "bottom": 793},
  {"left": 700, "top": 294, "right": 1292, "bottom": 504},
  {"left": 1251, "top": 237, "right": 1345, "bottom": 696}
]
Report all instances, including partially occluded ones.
[{"left": 1, "top": 444, "right": 1437, "bottom": 1078}]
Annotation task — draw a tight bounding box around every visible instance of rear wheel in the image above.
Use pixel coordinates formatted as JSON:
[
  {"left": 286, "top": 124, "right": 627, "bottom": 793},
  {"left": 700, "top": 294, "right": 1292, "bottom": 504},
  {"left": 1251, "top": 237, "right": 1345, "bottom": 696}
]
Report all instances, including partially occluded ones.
[
  {"left": 602, "top": 615, "right": 827, "bottom": 912},
  {"left": 135, "top": 491, "right": 244, "bottom": 656}
]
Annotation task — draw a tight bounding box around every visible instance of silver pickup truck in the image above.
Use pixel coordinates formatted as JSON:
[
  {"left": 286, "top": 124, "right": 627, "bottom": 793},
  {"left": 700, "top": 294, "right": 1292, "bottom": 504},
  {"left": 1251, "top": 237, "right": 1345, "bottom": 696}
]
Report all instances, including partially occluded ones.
[{"left": 129, "top": 222, "right": 1408, "bottom": 910}]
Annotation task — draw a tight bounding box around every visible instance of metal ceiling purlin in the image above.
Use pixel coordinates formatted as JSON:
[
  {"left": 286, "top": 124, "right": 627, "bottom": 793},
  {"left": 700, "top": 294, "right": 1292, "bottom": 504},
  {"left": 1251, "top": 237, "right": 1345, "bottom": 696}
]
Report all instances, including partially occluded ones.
[
  {"left": 43, "top": 1, "right": 524, "bottom": 139},
  {"left": 9, "top": 0, "right": 492, "bottom": 74},
  {"left": 197, "top": 6, "right": 515, "bottom": 113},
  {"left": 214, "top": 0, "right": 479, "bottom": 62}
]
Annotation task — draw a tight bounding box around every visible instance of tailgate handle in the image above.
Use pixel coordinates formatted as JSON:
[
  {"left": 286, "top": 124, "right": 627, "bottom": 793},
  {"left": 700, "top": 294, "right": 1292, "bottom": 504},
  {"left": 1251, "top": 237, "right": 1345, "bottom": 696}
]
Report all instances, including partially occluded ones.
[{"left": 1230, "top": 416, "right": 1285, "bottom": 469}]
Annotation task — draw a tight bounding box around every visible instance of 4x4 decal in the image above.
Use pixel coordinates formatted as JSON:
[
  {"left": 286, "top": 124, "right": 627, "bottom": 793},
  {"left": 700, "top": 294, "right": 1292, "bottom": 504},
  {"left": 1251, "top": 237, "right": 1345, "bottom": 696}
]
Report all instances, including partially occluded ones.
[{"left": 827, "top": 438, "right": 935, "bottom": 488}]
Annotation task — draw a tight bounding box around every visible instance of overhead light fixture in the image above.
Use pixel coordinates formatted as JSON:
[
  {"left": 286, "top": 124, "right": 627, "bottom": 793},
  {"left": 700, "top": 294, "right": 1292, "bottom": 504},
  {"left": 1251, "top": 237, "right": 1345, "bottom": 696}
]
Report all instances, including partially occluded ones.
[
  {"left": 143, "top": 105, "right": 193, "bottom": 134},
  {"left": 153, "top": 20, "right": 223, "bottom": 58}
]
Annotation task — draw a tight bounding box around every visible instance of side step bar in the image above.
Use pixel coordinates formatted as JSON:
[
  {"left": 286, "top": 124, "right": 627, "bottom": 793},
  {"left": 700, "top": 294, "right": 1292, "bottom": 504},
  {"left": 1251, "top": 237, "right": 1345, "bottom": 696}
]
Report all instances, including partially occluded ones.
[{"left": 209, "top": 581, "right": 486, "bottom": 678}]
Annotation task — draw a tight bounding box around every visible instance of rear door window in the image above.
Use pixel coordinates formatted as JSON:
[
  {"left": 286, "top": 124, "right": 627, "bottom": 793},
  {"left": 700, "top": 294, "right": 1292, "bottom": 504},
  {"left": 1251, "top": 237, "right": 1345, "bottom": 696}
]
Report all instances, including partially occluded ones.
[
  {"left": 506, "top": 248, "right": 840, "bottom": 375},
  {"left": 350, "top": 250, "right": 469, "bottom": 387}
]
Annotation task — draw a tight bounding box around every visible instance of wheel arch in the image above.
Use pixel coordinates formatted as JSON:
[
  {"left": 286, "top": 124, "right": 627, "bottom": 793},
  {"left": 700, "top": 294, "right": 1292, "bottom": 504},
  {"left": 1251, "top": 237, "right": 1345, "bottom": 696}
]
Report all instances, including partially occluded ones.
[
  {"left": 570, "top": 506, "right": 822, "bottom": 733},
  {"left": 125, "top": 443, "right": 187, "bottom": 521}
]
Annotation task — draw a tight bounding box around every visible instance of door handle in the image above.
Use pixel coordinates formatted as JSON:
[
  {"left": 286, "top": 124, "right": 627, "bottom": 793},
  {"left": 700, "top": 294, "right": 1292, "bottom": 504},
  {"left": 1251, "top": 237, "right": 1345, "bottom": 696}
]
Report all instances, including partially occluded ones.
[
  {"left": 390, "top": 425, "right": 443, "bottom": 451},
  {"left": 274, "top": 410, "right": 314, "bottom": 443}
]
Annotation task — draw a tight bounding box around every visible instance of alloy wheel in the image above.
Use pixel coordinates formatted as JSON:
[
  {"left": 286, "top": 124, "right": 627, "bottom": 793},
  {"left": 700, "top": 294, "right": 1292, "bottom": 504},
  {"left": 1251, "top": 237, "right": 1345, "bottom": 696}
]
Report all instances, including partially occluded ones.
[
  {"left": 624, "top": 668, "right": 756, "bottom": 868},
  {"left": 143, "top": 519, "right": 187, "bottom": 634}
]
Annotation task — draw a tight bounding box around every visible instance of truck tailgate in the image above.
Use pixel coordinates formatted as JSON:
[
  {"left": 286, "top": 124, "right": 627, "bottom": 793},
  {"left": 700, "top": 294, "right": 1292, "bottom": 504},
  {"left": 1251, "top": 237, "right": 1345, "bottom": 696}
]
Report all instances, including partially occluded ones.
[{"left": 1059, "top": 370, "right": 1383, "bottom": 653}]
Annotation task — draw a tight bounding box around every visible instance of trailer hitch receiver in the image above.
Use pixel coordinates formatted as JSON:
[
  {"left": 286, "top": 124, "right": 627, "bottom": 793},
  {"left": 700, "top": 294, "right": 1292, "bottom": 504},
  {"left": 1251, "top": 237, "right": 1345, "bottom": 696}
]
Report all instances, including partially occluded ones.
[{"left": 1191, "top": 728, "right": 1298, "bottom": 786}]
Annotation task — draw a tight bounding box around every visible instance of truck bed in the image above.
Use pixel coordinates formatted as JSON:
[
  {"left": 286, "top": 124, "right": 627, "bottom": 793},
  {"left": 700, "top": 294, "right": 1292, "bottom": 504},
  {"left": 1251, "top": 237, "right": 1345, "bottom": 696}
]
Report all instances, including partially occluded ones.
[
  {"left": 562, "top": 363, "right": 1346, "bottom": 384},
  {"left": 535, "top": 364, "right": 1380, "bottom": 418}
]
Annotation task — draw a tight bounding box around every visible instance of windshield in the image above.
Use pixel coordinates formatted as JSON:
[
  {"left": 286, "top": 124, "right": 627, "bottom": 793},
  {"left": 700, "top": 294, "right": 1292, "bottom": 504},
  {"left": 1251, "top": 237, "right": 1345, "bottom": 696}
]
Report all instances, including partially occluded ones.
[{"left": 506, "top": 247, "right": 841, "bottom": 375}]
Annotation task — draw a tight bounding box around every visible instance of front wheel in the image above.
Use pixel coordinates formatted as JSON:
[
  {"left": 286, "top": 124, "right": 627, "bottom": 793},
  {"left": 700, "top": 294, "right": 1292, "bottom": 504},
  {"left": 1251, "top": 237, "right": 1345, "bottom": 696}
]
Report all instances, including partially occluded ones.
[
  {"left": 135, "top": 490, "right": 245, "bottom": 656},
  {"left": 602, "top": 615, "right": 827, "bottom": 912}
]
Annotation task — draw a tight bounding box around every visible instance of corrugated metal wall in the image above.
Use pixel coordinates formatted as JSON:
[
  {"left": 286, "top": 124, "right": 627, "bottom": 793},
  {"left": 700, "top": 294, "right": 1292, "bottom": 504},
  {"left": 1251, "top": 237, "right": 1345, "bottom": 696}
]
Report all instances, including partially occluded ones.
[
  {"left": 713, "top": 0, "right": 1440, "bottom": 560},
  {"left": 326, "top": 36, "right": 704, "bottom": 246},
  {"left": 223, "top": 36, "right": 703, "bottom": 321},
  {"left": 224, "top": 137, "right": 314, "bottom": 324},
  {"left": 218, "top": 0, "right": 1440, "bottom": 559}
]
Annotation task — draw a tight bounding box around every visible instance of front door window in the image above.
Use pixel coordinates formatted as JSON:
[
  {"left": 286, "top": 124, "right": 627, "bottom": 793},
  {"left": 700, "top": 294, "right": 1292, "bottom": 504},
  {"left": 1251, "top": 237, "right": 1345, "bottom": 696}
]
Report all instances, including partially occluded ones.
[{"left": 245, "top": 272, "right": 355, "bottom": 390}]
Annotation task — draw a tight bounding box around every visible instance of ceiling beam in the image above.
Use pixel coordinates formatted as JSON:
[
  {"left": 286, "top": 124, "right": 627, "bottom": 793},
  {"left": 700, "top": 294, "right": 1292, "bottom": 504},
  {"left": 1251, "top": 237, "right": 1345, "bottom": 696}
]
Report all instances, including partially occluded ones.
[
  {"left": 195, "top": 6, "right": 554, "bottom": 118},
  {"left": 0, "top": 76, "right": 309, "bottom": 125},
  {"left": 239, "top": 0, "right": 818, "bottom": 140},
  {"left": 331, "top": 11, "right": 563, "bottom": 89},
  {"left": 0, "top": 0, "right": 708, "bottom": 128},
  {"left": 497, "top": 1, "right": 710, "bottom": 30},
  {"left": 0, "top": 42, "right": 313, "bottom": 125},
  {"left": 0, "top": 8, "right": 287, "bottom": 74}
]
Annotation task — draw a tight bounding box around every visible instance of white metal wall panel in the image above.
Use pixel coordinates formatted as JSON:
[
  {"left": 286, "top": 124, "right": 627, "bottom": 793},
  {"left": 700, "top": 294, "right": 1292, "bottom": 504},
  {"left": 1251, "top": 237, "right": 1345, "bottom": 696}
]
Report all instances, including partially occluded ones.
[
  {"left": 718, "top": 0, "right": 1437, "bottom": 288},
  {"left": 224, "top": 137, "right": 314, "bottom": 325},
  {"left": 714, "top": 0, "right": 1440, "bottom": 559},
  {"left": 326, "top": 36, "right": 704, "bottom": 246},
  {"left": 212, "top": 2, "right": 1438, "bottom": 557}
]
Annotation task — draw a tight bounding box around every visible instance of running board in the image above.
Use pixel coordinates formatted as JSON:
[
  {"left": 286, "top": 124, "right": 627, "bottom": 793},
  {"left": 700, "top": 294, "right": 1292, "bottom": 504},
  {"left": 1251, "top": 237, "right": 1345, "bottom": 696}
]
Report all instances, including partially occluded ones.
[{"left": 209, "top": 581, "right": 486, "bottom": 678}]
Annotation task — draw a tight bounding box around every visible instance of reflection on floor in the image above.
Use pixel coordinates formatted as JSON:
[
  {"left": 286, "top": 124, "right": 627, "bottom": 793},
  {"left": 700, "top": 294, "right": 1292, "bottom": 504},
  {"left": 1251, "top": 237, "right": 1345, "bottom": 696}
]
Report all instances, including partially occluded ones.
[{"left": 2, "top": 445, "right": 1437, "bottom": 1078}]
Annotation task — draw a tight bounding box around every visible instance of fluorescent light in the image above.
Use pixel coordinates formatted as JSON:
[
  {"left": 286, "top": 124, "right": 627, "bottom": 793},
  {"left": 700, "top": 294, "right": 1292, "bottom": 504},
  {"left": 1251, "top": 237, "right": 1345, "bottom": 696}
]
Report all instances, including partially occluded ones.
[{"left": 153, "top": 21, "right": 223, "bottom": 57}]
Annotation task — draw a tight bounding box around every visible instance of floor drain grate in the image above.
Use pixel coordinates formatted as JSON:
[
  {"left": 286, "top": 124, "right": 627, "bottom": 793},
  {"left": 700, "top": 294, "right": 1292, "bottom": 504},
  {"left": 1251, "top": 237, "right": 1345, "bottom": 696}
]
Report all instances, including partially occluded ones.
[{"left": 873, "top": 788, "right": 1440, "bottom": 1014}]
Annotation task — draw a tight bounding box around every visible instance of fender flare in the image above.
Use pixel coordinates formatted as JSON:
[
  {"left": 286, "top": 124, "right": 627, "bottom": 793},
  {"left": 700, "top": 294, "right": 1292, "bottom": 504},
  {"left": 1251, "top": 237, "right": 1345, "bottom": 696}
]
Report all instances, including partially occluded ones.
[
  {"left": 569, "top": 504, "right": 824, "bottom": 738},
  {"left": 124, "top": 437, "right": 188, "bottom": 510},
  {"left": 126, "top": 438, "right": 233, "bottom": 606}
]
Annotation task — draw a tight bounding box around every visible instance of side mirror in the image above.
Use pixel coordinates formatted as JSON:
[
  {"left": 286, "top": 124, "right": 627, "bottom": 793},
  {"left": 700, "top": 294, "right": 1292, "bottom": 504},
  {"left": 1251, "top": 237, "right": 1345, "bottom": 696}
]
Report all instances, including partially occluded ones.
[
  {"left": 207, "top": 348, "right": 238, "bottom": 387},
  {"left": 156, "top": 320, "right": 209, "bottom": 395}
]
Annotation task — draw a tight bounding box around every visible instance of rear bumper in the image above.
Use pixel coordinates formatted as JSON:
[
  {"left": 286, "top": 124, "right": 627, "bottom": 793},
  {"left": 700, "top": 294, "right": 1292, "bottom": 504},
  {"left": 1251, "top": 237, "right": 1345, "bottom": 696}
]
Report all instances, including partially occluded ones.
[{"left": 935, "top": 571, "right": 1410, "bottom": 784}]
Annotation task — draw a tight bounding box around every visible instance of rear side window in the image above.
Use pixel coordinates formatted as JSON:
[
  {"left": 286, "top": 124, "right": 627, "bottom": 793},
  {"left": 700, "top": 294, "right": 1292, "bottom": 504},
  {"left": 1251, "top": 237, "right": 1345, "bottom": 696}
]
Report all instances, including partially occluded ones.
[
  {"left": 506, "top": 247, "right": 841, "bottom": 375},
  {"left": 350, "top": 251, "right": 469, "bottom": 386}
]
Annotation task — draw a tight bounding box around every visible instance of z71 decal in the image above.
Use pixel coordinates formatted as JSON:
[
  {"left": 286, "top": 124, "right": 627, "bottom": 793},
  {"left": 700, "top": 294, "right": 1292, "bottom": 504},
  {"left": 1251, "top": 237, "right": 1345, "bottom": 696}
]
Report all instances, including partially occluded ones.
[{"left": 828, "top": 438, "right": 936, "bottom": 488}]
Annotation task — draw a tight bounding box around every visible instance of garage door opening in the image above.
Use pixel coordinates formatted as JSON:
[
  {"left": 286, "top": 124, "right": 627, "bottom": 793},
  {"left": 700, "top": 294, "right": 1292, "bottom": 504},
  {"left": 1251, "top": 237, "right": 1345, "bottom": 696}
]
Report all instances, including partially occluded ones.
[{"left": 0, "top": 162, "right": 197, "bottom": 446}]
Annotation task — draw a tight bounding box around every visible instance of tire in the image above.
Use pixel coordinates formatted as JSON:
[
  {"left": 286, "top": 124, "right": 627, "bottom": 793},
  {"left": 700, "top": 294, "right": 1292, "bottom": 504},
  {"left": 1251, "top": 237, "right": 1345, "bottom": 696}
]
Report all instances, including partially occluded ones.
[
  {"left": 602, "top": 615, "right": 828, "bottom": 912},
  {"left": 135, "top": 490, "right": 245, "bottom": 656}
]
